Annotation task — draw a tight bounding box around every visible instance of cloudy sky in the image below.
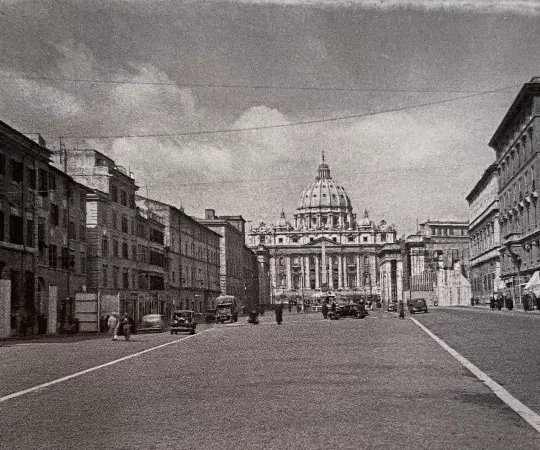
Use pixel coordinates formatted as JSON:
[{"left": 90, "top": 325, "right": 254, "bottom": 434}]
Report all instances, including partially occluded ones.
[{"left": 1, "top": 0, "right": 539, "bottom": 235}]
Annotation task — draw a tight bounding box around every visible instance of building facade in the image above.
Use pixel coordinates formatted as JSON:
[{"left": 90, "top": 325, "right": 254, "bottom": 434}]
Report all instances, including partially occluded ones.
[
  {"left": 490, "top": 77, "right": 540, "bottom": 305},
  {"left": 0, "top": 122, "right": 88, "bottom": 337},
  {"left": 400, "top": 220, "right": 471, "bottom": 306},
  {"left": 466, "top": 164, "right": 501, "bottom": 304},
  {"left": 52, "top": 149, "right": 167, "bottom": 323},
  {"left": 138, "top": 197, "right": 222, "bottom": 314},
  {"left": 198, "top": 210, "right": 260, "bottom": 312},
  {"left": 247, "top": 155, "right": 397, "bottom": 303}
]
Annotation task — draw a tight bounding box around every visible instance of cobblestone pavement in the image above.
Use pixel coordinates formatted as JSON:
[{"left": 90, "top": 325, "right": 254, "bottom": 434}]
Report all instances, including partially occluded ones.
[{"left": 1, "top": 307, "right": 539, "bottom": 449}]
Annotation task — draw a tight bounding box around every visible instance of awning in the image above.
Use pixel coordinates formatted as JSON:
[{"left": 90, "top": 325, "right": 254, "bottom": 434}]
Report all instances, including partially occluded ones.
[{"left": 524, "top": 271, "right": 540, "bottom": 296}]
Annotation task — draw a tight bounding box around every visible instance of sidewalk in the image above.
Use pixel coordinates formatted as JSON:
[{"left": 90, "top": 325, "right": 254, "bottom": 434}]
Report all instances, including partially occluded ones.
[
  {"left": 0, "top": 331, "right": 110, "bottom": 345},
  {"left": 460, "top": 304, "right": 540, "bottom": 314}
]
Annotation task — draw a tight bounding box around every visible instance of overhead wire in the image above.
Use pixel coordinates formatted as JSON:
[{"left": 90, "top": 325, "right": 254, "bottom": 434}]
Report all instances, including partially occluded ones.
[{"left": 56, "top": 83, "right": 520, "bottom": 140}]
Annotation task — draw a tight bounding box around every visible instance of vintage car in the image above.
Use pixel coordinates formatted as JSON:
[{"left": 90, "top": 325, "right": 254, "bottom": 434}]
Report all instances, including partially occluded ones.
[
  {"left": 387, "top": 301, "right": 398, "bottom": 312},
  {"left": 170, "top": 310, "right": 197, "bottom": 335},
  {"left": 337, "top": 302, "right": 368, "bottom": 319},
  {"left": 408, "top": 298, "right": 428, "bottom": 314},
  {"left": 138, "top": 314, "right": 168, "bottom": 333}
]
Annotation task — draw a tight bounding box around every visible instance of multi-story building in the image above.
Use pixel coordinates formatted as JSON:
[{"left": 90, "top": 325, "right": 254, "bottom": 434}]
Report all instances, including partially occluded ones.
[
  {"left": 400, "top": 220, "right": 471, "bottom": 306},
  {"left": 0, "top": 122, "right": 88, "bottom": 337},
  {"left": 198, "top": 210, "right": 260, "bottom": 312},
  {"left": 247, "top": 154, "right": 397, "bottom": 303},
  {"left": 52, "top": 149, "right": 167, "bottom": 323},
  {"left": 490, "top": 77, "right": 540, "bottom": 305},
  {"left": 466, "top": 163, "right": 501, "bottom": 304},
  {"left": 137, "top": 197, "right": 221, "bottom": 314}
]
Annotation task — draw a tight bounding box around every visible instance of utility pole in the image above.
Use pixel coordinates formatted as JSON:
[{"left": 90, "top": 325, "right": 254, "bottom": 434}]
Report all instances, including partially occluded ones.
[{"left": 61, "top": 138, "right": 71, "bottom": 323}]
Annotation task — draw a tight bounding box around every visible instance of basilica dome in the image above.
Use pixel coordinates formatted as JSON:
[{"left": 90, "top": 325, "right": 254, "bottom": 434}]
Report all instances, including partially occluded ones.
[{"left": 295, "top": 153, "right": 356, "bottom": 230}]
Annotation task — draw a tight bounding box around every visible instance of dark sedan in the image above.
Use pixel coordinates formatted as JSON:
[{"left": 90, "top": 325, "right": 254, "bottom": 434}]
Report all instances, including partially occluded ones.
[{"left": 138, "top": 314, "right": 168, "bottom": 333}]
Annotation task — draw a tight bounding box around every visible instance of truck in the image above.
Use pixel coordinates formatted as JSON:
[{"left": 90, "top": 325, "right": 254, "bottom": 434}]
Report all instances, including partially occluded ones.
[{"left": 214, "top": 295, "right": 239, "bottom": 323}]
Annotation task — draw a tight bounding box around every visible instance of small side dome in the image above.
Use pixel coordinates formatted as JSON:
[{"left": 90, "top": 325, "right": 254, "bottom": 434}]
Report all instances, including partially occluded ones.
[{"left": 359, "top": 209, "right": 373, "bottom": 227}]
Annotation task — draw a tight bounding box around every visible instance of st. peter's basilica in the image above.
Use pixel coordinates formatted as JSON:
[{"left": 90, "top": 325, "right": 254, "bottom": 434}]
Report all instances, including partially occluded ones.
[{"left": 247, "top": 153, "right": 397, "bottom": 300}]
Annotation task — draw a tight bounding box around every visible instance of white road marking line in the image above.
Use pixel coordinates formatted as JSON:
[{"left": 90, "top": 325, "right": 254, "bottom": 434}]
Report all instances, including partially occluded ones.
[
  {"left": 0, "top": 328, "right": 214, "bottom": 404},
  {"left": 411, "top": 318, "right": 540, "bottom": 434}
]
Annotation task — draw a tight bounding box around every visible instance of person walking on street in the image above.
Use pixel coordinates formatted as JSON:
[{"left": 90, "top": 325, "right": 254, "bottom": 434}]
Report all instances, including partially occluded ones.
[
  {"left": 108, "top": 313, "right": 120, "bottom": 340},
  {"left": 398, "top": 301, "right": 405, "bottom": 319},
  {"left": 331, "top": 301, "right": 336, "bottom": 313},
  {"left": 523, "top": 294, "right": 530, "bottom": 312},
  {"left": 321, "top": 302, "right": 328, "bottom": 320},
  {"left": 297, "top": 303, "right": 301, "bottom": 314},
  {"left": 288, "top": 302, "right": 292, "bottom": 313},
  {"left": 489, "top": 297, "right": 495, "bottom": 310},
  {"left": 535, "top": 293, "right": 540, "bottom": 311},
  {"left": 276, "top": 302, "right": 284, "bottom": 324}
]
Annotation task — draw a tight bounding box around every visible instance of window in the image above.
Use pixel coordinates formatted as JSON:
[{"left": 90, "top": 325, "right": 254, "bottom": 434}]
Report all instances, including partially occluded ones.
[
  {"left": 122, "top": 242, "right": 129, "bottom": 259},
  {"left": 120, "top": 190, "right": 127, "bottom": 206},
  {"left": 132, "top": 245, "right": 137, "bottom": 261},
  {"left": 333, "top": 237, "right": 337, "bottom": 242},
  {"left": 310, "top": 237, "right": 314, "bottom": 242},
  {"left": 102, "top": 265, "right": 108, "bottom": 287},
  {"left": 123, "top": 269, "right": 129, "bottom": 289},
  {"left": 260, "top": 235, "right": 266, "bottom": 243},
  {"left": 49, "top": 245, "right": 58, "bottom": 268},
  {"left": 278, "top": 238, "right": 283, "bottom": 243},
  {"left": 348, "top": 236, "right": 354, "bottom": 242},
  {"left": 112, "top": 212, "right": 117, "bottom": 230},
  {"left": 51, "top": 204, "right": 59, "bottom": 226},
  {"left": 80, "top": 253, "right": 86, "bottom": 274},
  {"left": 48, "top": 173, "right": 56, "bottom": 191},
  {"left": 9, "top": 215, "right": 23, "bottom": 245},
  {"left": 113, "top": 240, "right": 119, "bottom": 257},
  {"left": 112, "top": 266, "right": 119, "bottom": 289},
  {"left": 111, "top": 186, "right": 118, "bottom": 203},
  {"left": 10, "top": 159, "right": 23, "bottom": 183},
  {"left": 69, "top": 221, "right": 76, "bottom": 241},
  {"left": 381, "top": 234, "right": 386, "bottom": 242},
  {"left": 292, "top": 237, "right": 298, "bottom": 243},
  {"left": 61, "top": 247, "right": 70, "bottom": 269},
  {"left": 26, "top": 219, "right": 34, "bottom": 247},
  {"left": 150, "top": 251, "right": 164, "bottom": 267},
  {"left": 38, "top": 169, "right": 48, "bottom": 196},
  {"left": 150, "top": 228, "right": 164, "bottom": 244},
  {"left": 101, "top": 237, "right": 109, "bottom": 257},
  {"left": 37, "top": 220, "right": 45, "bottom": 255},
  {"left": 363, "top": 236, "right": 368, "bottom": 242},
  {"left": 129, "top": 194, "right": 135, "bottom": 209},
  {"left": 121, "top": 216, "right": 128, "bottom": 233},
  {"left": 27, "top": 168, "right": 36, "bottom": 190},
  {"left": 0, "top": 153, "right": 5, "bottom": 176}
]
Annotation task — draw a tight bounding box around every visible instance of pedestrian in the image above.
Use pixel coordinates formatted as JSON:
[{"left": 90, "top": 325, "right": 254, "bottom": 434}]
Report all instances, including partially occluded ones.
[
  {"left": 108, "top": 313, "right": 119, "bottom": 340},
  {"left": 297, "top": 303, "right": 301, "bottom": 314},
  {"left": 398, "top": 301, "right": 405, "bottom": 319},
  {"left": 490, "top": 297, "right": 495, "bottom": 309},
  {"left": 331, "top": 301, "right": 336, "bottom": 313},
  {"left": 276, "top": 302, "right": 283, "bottom": 324},
  {"left": 470, "top": 297, "right": 475, "bottom": 306},
  {"left": 321, "top": 302, "right": 328, "bottom": 320},
  {"left": 508, "top": 297, "right": 514, "bottom": 310},
  {"left": 535, "top": 294, "right": 540, "bottom": 311},
  {"left": 523, "top": 294, "right": 530, "bottom": 312},
  {"left": 288, "top": 302, "right": 292, "bottom": 313},
  {"left": 497, "top": 296, "right": 503, "bottom": 310}
]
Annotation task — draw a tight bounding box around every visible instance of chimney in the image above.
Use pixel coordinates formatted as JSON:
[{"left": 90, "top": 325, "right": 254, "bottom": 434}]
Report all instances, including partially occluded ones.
[{"left": 205, "top": 209, "right": 216, "bottom": 220}]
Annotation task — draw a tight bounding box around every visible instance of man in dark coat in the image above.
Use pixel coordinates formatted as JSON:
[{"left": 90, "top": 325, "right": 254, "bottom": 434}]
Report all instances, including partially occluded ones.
[
  {"left": 490, "top": 297, "right": 495, "bottom": 309},
  {"left": 398, "top": 301, "right": 405, "bottom": 319},
  {"left": 321, "top": 302, "right": 328, "bottom": 319},
  {"left": 276, "top": 302, "right": 283, "bottom": 324},
  {"left": 523, "top": 294, "right": 530, "bottom": 312}
]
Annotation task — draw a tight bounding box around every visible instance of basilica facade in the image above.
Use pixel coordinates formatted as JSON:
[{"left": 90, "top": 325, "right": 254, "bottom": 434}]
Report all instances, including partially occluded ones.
[{"left": 247, "top": 155, "right": 397, "bottom": 302}]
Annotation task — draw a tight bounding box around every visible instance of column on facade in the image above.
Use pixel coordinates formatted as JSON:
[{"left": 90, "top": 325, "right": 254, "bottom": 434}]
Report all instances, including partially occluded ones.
[
  {"left": 286, "top": 257, "right": 292, "bottom": 289},
  {"left": 356, "top": 254, "right": 361, "bottom": 288},
  {"left": 338, "top": 254, "right": 343, "bottom": 289},
  {"left": 300, "top": 256, "right": 305, "bottom": 290},
  {"left": 304, "top": 256, "right": 310, "bottom": 288},
  {"left": 328, "top": 255, "right": 334, "bottom": 289},
  {"left": 315, "top": 255, "right": 320, "bottom": 289},
  {"left": 270, "top": 257, "right": 277, "bottom": 292},
  {"left": 343, "top": 254, "right": 348, "bottom": 289}
]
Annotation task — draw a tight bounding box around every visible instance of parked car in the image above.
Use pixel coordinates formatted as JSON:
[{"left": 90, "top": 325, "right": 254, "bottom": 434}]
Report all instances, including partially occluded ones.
[
  {"left": 337, "top": 302, "right": 368, "bottom": 319},
  {"left": 387, "top": 301, "right": 398, "bottom": 312},
  {"left": 408, "top": 298, "right": 428, "bottom": 314},
  {"left": 138, "top": 314, "right": 168, "bottom": 333},
  {"left": 170, "top": 310, "right": 197, "bottom": 335}
]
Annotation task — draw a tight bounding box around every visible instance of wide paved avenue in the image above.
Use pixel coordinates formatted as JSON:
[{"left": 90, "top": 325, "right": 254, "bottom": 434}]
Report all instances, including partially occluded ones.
[{"left": 2, "top": 308, "right": 540, "bottom": 449}]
